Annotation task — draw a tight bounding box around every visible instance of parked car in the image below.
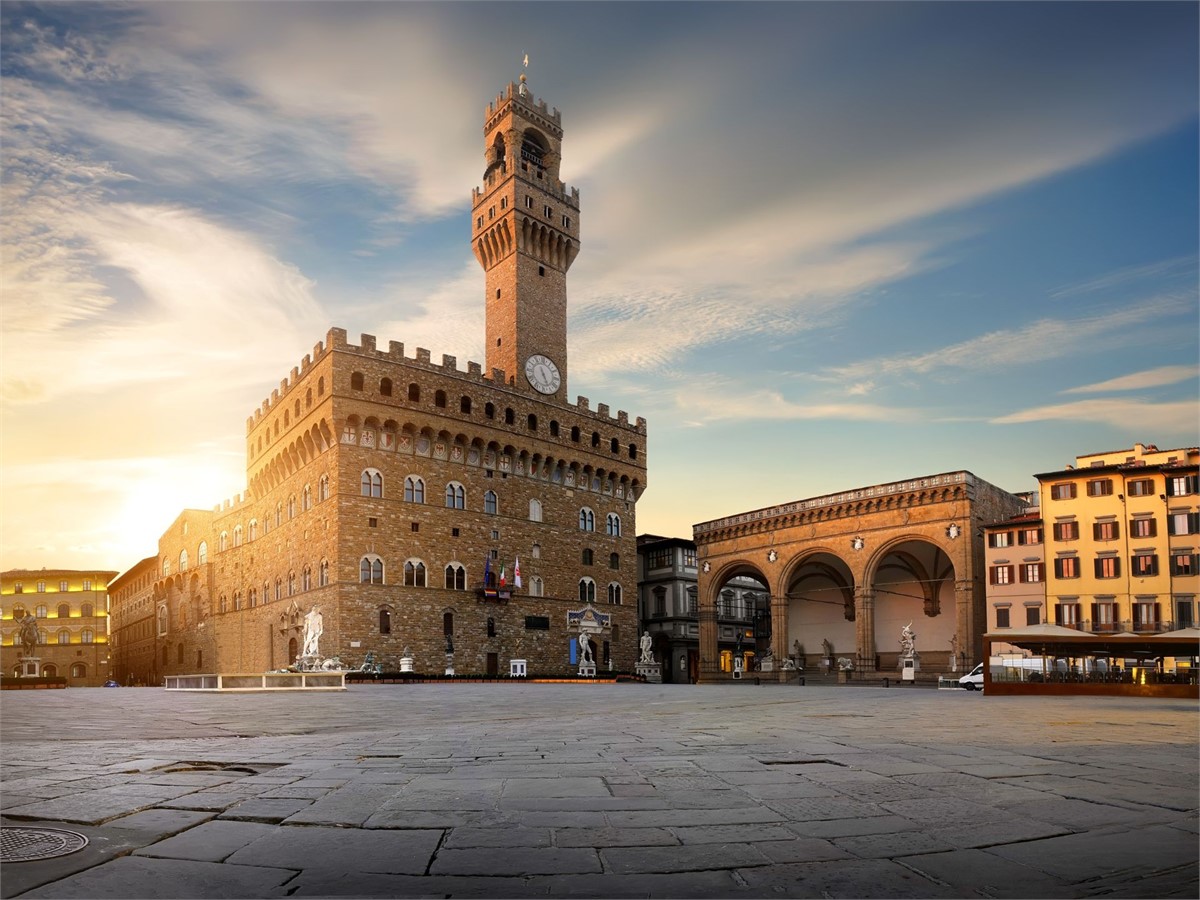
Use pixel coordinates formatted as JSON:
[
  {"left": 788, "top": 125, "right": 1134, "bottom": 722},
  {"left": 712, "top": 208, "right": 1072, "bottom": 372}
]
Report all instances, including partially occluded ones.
[
  {"left": 959, "top": 663, "right": 984, "bottom": 691},
  {"left": 102, "top": 680, "right": 121, "bottom": 687}
]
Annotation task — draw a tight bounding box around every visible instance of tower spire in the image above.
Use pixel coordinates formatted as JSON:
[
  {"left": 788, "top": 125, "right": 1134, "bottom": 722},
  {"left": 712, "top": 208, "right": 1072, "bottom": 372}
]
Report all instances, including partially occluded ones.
[{"left": 471, "top": 75, "right": 579, "bottom": 397}]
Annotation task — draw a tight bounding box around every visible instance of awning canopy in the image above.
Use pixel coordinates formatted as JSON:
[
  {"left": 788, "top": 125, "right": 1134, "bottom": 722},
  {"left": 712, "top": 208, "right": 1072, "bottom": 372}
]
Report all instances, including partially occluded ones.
[{"left": 985, "top": 624, "right": 1200, "bottom": 659}]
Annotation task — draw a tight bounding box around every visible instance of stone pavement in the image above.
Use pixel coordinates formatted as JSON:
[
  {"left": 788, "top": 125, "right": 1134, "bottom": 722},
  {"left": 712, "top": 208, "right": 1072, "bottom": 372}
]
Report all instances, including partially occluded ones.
[{"left": 0, "top": 683, "right": 1196, "bottom": 899}]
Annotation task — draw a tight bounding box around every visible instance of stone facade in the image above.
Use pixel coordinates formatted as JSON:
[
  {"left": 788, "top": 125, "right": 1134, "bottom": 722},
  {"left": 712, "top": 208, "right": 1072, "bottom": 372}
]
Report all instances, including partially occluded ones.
[
  {"left": 1, "top": 568, "right": 117, "bottom": 686},
  {"left": 693, "top": 472, "right": 1025, "bottom": 682},
  {"left": 108, "top": 555, "right": 157, "bottom": 685},
  {"left": 127, "top": 76, "right": 648, "bottom": 680}
]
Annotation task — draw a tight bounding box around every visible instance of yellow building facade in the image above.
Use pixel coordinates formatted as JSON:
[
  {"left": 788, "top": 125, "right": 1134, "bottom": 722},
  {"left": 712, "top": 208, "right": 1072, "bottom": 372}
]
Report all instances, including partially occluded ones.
[
  {"left": 1037, "top": 443, "right": 1199, "bottom": 635},
  {"left": 1, "top": 569, "right": 117, "bottom": 685}
]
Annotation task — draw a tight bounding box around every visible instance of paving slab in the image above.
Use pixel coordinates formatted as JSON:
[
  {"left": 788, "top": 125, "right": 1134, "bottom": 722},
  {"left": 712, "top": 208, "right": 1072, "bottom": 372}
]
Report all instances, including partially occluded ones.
[
  {"left": 430, "top": 846, "right": 602, "bottom": 876},
  {"left": 223, "top": 824, "right": 443, "bottom": 875},
  {"left": 1, "top": 684, "right": 1195, "bottom": 900},
  {"left": 600, "top": 841, "right": 770, "bottom": 875},
  {"left": 13, "top": 855, "right": 296, "bottom": 898}
]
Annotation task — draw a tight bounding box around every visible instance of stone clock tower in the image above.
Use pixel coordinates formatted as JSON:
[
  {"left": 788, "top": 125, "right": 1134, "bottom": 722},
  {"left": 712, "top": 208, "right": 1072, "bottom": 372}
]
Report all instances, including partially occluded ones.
[{"left": 472, "top": 75, "right": 579, "bottom": 399}]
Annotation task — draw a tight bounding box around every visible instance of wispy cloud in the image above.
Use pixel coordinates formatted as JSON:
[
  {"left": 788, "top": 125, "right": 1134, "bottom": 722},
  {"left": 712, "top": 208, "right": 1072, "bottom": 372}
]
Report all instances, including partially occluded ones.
[
  {"left": 1049, "top": 255, "right": 1198, "bottom": 300},
  {"left": 825, "top": 293, "right": 1194, "bottom": 385},
  {"left": 991, "top": 398, "right": 1197, "bottom": 431},
  {"left": 1063, "top": 365, "right": 1199, "bottom": 394}
]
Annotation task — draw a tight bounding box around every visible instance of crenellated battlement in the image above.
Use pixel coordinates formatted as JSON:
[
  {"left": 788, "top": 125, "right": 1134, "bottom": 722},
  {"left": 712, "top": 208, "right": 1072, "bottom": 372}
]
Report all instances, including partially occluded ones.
[
  {"left": 245, "top": 326, "right": 644, "bottom": 436},
  {"left": 213, "top": 491, "right": 251, "bottom": 515},
  {"left": 473, "top": 172, "right": 578, "bottom": 207},
  {"left": 486, "top": 82, "right": 561, "bottom": 128}
]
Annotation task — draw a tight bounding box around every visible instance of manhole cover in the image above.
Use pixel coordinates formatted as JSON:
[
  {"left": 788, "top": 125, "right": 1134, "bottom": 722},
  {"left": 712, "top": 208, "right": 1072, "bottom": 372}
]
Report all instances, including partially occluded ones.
[{"left": 1, "top": 826, "right": 89, "bottom": 862}]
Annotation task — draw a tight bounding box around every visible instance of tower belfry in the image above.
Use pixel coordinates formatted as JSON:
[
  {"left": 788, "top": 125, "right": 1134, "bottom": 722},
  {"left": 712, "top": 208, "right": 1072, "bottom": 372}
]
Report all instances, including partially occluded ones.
[{"left": 472, "top": 74, "right": 579, "bottom": 399}]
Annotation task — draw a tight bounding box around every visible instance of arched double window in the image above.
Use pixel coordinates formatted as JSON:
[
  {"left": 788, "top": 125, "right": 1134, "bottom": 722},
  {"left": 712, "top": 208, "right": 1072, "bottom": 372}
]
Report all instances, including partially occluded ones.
[
  {"left": 234, "top": 525, "right": 244, "bottom": 547},
  {"left": 57, "top": 629, "right": 71, "bottom": 644},
  {"left": 318, "top": 474, "right": 330, "bottom": 502},
  {"left": 57, "top": 603, "right": 70, "bottom": 619},
  {"left": 606, "top": 514, "right": 621, "bottom": 537},
  {"left": 529, "top": 576, "right": 543, "bottom": 597},
  {"left": 608, "top": 583, "right": 623, "bottom": 605},
  {"left": 275, "top": 503, "right": 282, "bottom": 527},
  {"left": 71, "top": 663, "right": 86, "bottom": 678},
  {"left": 484, "top": 491, "right": 498, "bottom": 515},
  {"left": 179, "top": 549, "right": 189, "bottom": 571},
  {"left": 302, "top": 485, "right": 312, "bottom": 510},
  {"left": 302, "top": 567, "right": 312, "bottom": 591},
  {"left": 360, "top": 555, "right": 384, "bottom": 584},
  {"left": 80, "top": 603, "right": 93, "bottom": 617},
  {"left": 578, "top": 578, "right": 596, "bottom": 603},
  {"left": 219, "top": 532, "right": 228, "bottom": 552},
  {"left": 404, "top": 560, "right": 427, "bottom": 588},
  {"left": 445, "top": 482, "right": 465, "bottom": 509},
  {"left": 579, "top": 508, "right": 595, "bottom": 532},
  {"left": 288, "top": 495, "right": 297, "bottom": 519},
  {"left": 288, "top": 572, "right": 296, "bottom": 596},
  {"left": 198, "top": 541, "right": 207, "bottom": 565},
  {"left": 319, "top": 559, "right": 329, "bottom": 587},
  {"left": 275, "top": 578, "right": 283, "bottom": 601},
  {"left": 404, "top": 476, "right": 425, "bottom": 504},
  {"left": 361, "top": 469, "right": 383, "bottom": 498},
  {"left": 162, "top": 558, "right": 171, "bottom": 577},
  {"left": 248, "top": 520, "right": 258, "bottom": 541},
  {"left": 81, "top": 629, "right": 94, "bottom": 644},
  {"left": 444, "top": 563, "right": 466, "bottom": 590}
]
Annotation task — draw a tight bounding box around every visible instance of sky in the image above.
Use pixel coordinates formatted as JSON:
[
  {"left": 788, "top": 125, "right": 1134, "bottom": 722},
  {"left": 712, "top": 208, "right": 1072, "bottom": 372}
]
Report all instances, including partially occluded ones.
[{"left": 2, "top": 1, "right": 1198, "bottom": 577}]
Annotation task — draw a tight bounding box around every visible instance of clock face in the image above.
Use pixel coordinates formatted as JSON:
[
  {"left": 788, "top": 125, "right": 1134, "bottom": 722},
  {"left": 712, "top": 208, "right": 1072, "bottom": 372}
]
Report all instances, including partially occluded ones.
[{"left": 524, "top": 354, "right": 561, "bottom": 394}]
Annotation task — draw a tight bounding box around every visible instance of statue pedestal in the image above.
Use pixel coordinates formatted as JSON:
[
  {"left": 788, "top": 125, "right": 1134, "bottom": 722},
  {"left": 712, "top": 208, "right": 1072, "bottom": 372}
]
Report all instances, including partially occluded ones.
[
  {"left": 635, "top": 663, "right": 662, "bottom": 683},
  {"left": 900, "top": 657, "right": 919, "bottom": 682},
  {"left": 444, "top": 653, "right": 455, "bottom": 677},
  {"left": 20, "top": 657, "right": 42, "bottom": 677},
  {"left": 760, "top": 659, "right": 775, "bottom": 673},
  {"left": 578, "top": 665, "right": 596, "bottom": 678},
  {"left": 399, "top": 657, "right": 414, "bottom": 673},
  {"left": 837, "top": 668, "right": 853, "bottom": 683}
]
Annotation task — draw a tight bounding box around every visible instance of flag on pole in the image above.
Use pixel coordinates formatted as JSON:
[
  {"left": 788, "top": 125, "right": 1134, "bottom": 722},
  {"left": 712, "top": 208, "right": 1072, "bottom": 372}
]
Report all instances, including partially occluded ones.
[
  {"left": 513, "top": 557, "right": 522, "bottom": 588},
  {"left": 484, "top": 555, "right": 491, "bottom": 587},
  {"left": 499, "top": 564, "right": 507, "bottom": 588}
]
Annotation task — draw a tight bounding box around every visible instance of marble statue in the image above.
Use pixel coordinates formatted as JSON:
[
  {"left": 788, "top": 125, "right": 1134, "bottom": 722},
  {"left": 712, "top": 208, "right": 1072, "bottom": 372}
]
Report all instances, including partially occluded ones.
[
  {"left": 949, "top": 634, "right": 959, "bottom": 672},
  {"left": 577, "top": 633, "right": 593, "bottom": 665},
  {"left": 302, "top": 606, "right": 323, "bottom": 658},
  {"left": 639, "top": 631, "right": 654, "bottom": 665},
  {"left": 900, "top": 622, "right": 916, "bottom": 658}
]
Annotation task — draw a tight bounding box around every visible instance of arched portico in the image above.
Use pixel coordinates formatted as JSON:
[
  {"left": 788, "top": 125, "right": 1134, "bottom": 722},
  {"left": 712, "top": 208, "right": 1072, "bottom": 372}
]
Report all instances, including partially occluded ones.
[
  {"left": 694, "top": 471, "right": 1024, "bottom": 682},
  {"left": 697, "top": 561, "right": 770, "bottom": 682}
]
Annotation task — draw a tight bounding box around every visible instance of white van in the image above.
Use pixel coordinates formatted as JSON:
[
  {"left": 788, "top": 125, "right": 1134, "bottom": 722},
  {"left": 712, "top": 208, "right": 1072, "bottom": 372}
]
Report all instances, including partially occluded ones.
[{"left": 959, "top": 663, "right": 984, "bottom": 691}]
